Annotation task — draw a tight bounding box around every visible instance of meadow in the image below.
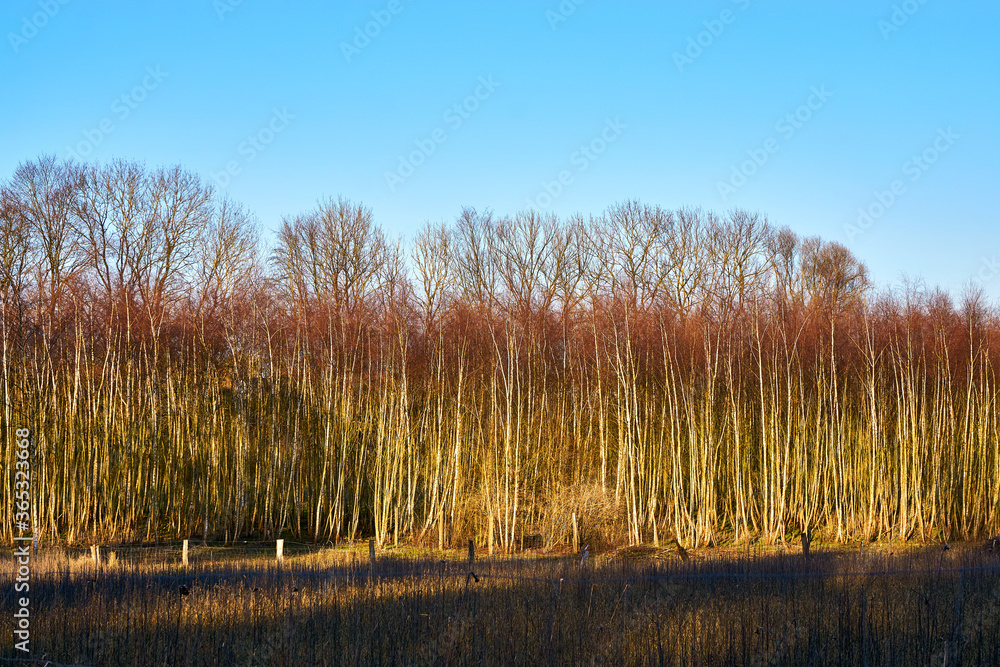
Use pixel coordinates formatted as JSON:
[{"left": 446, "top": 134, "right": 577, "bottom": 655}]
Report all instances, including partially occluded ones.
[{"left": 4, "top": 541, "right": 1000, "bottom": 665}]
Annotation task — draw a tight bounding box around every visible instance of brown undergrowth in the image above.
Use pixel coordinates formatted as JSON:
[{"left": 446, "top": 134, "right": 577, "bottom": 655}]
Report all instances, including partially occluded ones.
[{"left": 5, "top": 541, "right": 1000, "bottom": 665}]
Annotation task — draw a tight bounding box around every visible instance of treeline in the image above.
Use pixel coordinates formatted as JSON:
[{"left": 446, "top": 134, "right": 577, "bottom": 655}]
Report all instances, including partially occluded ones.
[{"left": 2, "top": 155, "right": 998, "bottom": 548}]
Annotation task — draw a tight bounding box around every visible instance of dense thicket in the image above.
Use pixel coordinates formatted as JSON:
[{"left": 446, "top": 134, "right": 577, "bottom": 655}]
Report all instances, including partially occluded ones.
[{"left": 3, "top": 156, "right": 998, "bottom": 547}]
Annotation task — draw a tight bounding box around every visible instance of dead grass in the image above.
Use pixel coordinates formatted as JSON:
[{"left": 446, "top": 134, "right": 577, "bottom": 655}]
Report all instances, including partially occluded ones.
[{"left": 6, "top": 541, "right": 1000, "bottom": 665}]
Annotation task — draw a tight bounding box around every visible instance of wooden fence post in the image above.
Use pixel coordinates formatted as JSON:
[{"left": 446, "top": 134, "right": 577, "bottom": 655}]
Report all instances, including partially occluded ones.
[
  {"left": 182, "top": 539, "right": 189, "bottom": 567},
  {"left": 91, "top": 545, "right": 101, "bottom": 566},
  {"left": 276, "top": 539, "right": 284, "bottom": 565},
  {"left": 572, "top": 512, "right": 579, "bottom": 553},
  {"left": 468, "top": 539, "right": 475, "bottom": 565}
]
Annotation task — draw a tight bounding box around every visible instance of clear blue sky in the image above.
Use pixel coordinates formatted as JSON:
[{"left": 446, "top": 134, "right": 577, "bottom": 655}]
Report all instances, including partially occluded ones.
[{"left": 2, "top": 1, "right": 997, "bottom": 299}]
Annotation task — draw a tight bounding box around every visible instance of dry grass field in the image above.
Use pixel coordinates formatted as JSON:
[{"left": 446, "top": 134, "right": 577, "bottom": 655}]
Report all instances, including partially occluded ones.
[{"left": 5, "top": 540, "right": 1000, "bottom": 665}]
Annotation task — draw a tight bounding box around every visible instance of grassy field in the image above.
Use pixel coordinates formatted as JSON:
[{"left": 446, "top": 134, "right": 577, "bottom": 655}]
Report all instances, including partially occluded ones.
[{"left": 5, "top": 540, "right": 1000, "bottom": 665}]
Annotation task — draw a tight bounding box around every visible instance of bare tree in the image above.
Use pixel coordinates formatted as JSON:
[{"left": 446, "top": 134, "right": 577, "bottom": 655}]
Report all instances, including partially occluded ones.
[
  {"left": 599, "top": 200, "right": 670, "bottom": 312},
  {"left": 197, "top": 198, "right": 260, "bottom": 315},
  {"left": 663, "top": 207, "right": 714, "bottom": 315},
  {"left": 0, "top": 187, "right": 33, "bottom": 320},
  {"left": 800, "top": 237, "right": 870, "bottom": 313},
  {"left": 411, "top": 221, "right": 454, "bottom": 334},
  {"left": 550, "top": 213, "right": 589, "bottom": 322},
  {"left": 708, "top": 209, "right": 773, "bottom": 317},
  {"left": 453, "top": 206, "right": 498, "bottom": 315},
  {"left": 144, "top": 165, "right": 214, "bottom": 329},
  {"left": 767, "top": 226, "right": 801, "bottom": 309},
  {"left": 4, "top": 156, "right": 83, "bottom": 337},
  {"left": 195, "top": 197, "right": 262, "bottom": 364},
  {"left": 492, "top": 210, "right": 561, "bottom": 336},
  {"left": 73, "top": 159, "right": 154, "bottom": 337},
  {"left": 273, "top": 197, "right": 389, "bottom": 316}
]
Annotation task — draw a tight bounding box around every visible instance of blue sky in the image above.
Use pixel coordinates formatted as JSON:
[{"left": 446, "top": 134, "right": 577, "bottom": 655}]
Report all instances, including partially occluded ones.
[{"left": 2, "top": 1, "right": 997, "bottom": 299}]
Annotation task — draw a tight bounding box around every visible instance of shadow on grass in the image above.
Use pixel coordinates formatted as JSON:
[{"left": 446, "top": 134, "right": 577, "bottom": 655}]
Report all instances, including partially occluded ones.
[{"left": 5, "top": 545, "right": 1000, "bottom": 665}]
